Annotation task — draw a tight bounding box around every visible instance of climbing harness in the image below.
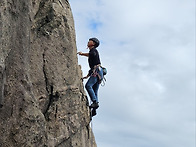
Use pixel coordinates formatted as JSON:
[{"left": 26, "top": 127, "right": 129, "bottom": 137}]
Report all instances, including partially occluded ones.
[{"left": 90, "top": 65, "right": 107, "bottom": 86}]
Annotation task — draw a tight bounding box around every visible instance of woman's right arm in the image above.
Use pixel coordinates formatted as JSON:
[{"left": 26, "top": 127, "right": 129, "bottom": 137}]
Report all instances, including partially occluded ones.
[{"left": 77, "top": 52, "right": 89, "bottom": 57}]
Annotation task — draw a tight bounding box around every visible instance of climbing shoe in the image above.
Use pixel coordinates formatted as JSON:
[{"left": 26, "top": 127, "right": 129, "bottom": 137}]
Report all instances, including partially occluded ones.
[
  {"left": 90, "top": 102, "right": 99, "bottom": 109},
  {"left": 92, "top": 109, "right": 97, "bottom": 117}
]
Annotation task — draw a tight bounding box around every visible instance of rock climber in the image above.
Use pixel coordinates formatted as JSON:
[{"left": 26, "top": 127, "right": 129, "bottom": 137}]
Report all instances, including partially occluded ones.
[{"left": 77, "top": 38, "right": 103, "bottom": 110}]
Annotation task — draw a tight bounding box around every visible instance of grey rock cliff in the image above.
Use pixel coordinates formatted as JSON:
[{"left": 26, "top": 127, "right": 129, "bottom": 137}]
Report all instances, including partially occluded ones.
[{"left": 0, "top": 0, "right": 96, "bottom": 146}]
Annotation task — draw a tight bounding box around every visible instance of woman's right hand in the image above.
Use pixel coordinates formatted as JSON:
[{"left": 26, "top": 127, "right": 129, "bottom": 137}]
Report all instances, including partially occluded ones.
[{"left": 77, "top": 52, "right": 83, "bottom": 55}]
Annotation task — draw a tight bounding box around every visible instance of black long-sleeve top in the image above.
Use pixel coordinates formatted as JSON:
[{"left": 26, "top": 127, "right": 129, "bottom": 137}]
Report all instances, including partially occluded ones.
[{"left": 88, "top": 48, "right": 101, "bottom": 74}]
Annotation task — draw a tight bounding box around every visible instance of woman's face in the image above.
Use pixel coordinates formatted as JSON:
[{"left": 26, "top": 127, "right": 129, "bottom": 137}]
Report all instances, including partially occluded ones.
[{"left": 87, "top": 40, "right": 95, "bottom": 48}]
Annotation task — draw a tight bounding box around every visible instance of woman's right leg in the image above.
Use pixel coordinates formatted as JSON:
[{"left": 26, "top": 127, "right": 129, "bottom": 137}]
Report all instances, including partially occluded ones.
[{"left": 85, "top": 76, "right": 98, "bottom": 102}]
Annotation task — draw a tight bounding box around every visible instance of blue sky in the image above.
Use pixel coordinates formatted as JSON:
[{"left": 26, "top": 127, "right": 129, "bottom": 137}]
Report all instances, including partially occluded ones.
[{"left": 69, "top": 0, "right": 195, "bottom": 147}]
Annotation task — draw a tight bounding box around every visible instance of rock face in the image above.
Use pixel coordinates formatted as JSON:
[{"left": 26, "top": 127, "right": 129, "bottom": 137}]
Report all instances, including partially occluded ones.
[{"left": 0, "top": 0, "right": 96, "bottom": 146}]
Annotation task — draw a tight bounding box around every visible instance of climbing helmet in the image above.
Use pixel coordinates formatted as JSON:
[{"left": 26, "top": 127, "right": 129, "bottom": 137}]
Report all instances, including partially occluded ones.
[{"left": 89, "top": 38, "right": 100, "bottom": 48}]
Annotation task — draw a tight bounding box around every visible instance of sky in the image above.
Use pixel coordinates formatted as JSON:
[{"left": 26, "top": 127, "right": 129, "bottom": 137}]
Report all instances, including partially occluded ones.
[{"left": 69, "top": 0, "right": 195, "bottom": 147}]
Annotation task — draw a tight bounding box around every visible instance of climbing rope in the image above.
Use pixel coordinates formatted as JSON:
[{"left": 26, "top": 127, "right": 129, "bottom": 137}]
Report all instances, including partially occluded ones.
[{"left": 90, "top": 116, "right": 93, "bottom": 147}]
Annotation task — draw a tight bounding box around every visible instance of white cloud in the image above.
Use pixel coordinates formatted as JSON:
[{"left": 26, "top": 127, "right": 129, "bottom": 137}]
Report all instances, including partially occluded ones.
[{"left": 70, "top": 0, "right": 195, "bottom": 147}]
